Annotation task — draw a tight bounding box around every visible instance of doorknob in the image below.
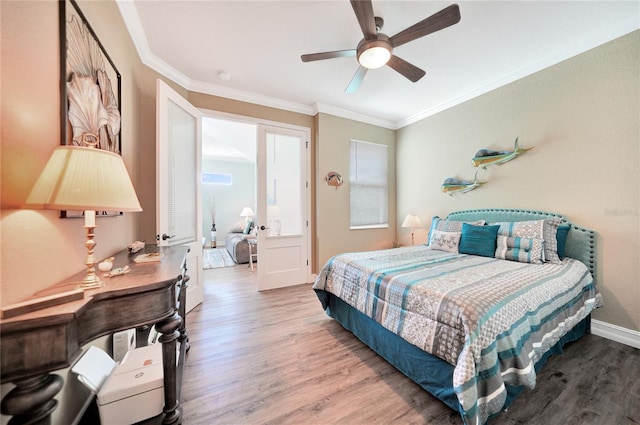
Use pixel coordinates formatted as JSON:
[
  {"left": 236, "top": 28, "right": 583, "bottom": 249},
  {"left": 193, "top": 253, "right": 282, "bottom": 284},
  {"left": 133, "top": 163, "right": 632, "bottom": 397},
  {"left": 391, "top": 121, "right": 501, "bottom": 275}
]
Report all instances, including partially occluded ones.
[
  {"left": 259, "top": 225, "right": 270, "bottom": 231},
  {"left": 158, "top": 233, "right": 175, "bottom": 241}
]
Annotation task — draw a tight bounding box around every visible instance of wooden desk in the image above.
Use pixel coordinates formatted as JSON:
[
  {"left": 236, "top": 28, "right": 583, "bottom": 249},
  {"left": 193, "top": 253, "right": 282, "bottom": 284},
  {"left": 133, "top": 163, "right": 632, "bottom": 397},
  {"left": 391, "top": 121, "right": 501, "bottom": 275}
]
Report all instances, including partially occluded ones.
[{"left": 0, "top": 245, "right": 189, "bottom": 425}]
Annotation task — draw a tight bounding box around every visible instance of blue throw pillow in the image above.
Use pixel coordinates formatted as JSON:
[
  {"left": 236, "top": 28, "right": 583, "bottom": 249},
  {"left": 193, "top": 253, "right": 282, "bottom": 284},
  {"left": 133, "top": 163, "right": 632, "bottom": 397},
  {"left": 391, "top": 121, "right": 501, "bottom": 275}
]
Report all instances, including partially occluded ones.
[
  {"left": 243, "top": 220, "right": 253, "bottom": 235},
  {"left": 556, "top": 224, "right": 571, "bottom": 258},
  {"left": 459, "top": 223, "right": 500, "bottom": 257}
]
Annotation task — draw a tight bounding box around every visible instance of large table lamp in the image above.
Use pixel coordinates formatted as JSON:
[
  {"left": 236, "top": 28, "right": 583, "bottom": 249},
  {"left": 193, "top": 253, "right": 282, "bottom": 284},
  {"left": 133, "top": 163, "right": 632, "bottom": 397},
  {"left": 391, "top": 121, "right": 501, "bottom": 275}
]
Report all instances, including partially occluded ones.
[
  {"left": 240, "top": 207, "right": 255, "bottom": 224},
  {"left": 401, "top": 214, "right": 423, "bottom": 246},
  {"left": 24, "top": 145, "right": 142, "bottom": 289}
]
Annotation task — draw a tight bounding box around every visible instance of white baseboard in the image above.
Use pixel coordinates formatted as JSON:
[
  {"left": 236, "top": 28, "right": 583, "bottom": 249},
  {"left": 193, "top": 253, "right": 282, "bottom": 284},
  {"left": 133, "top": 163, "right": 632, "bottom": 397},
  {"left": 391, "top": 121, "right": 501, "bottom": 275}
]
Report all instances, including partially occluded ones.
[{"left": 591, "top": 319, "right": 640, "bottom": 349}]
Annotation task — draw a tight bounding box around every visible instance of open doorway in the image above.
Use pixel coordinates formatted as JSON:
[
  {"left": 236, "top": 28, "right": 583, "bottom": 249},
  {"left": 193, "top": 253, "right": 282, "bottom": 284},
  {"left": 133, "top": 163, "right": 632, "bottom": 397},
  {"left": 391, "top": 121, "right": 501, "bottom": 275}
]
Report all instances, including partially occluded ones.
[
  {"left": 200, "top": 112, "right": 312, "bottom": 289},
  {"left": 201, "top": 117, "right": 257, "bottom": 271}
]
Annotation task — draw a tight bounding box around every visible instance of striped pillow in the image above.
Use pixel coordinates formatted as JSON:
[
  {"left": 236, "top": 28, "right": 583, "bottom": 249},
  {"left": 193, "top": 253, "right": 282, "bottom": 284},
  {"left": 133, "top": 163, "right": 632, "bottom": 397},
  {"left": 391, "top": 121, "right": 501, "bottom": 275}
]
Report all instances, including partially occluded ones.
[
  {"left": 493, "top": 218, "right": 562, "bottom": 264},
  {"left": 495, "top": 235, "right": 544, "bottom": 264}
]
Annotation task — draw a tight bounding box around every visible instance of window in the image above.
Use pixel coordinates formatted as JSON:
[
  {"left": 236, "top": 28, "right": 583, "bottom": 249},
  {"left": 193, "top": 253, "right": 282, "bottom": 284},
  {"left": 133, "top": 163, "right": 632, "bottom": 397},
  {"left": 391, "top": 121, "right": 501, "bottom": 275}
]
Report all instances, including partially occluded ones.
[
  {"left": 201, "top": 172, "right": 232, "bottom": 185},
  {"left": 349, "top": 140, "right": 388, "bottom": 229}
]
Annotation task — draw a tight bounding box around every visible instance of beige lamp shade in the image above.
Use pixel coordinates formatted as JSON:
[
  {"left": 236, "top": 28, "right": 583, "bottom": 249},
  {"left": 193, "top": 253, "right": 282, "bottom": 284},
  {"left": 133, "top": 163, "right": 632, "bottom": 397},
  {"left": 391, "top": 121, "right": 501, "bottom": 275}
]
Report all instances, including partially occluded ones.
[
  {"left": 24, "top": 146, "right": 142, "bottom": 212},
  {"left": 240, "top": 207, "right": 255, "bottom": 217},
  {"left": 401, "top": 214, "right": 422, "bottom": 228}
]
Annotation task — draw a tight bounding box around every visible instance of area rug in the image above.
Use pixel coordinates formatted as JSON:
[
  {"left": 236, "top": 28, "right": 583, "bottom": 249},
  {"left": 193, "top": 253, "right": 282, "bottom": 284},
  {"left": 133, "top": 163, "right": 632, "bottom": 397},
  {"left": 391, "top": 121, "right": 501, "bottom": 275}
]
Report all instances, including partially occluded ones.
[{"left": 203, "top": 248, "right": 236, "bottom": 269}]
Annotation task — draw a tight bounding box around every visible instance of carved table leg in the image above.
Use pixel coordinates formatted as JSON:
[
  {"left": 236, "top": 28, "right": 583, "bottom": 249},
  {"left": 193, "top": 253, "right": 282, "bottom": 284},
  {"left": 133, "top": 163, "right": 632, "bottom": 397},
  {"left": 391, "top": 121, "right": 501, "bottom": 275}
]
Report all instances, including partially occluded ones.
[
  {"left": 155, "top": 312, "right": 182, "bottom": 425},
  {"left": 178, "top": 274, "right": 189, "bottom": 352},
  {"left": 1, "top": 374, "right": 63, "bottom": 425}
]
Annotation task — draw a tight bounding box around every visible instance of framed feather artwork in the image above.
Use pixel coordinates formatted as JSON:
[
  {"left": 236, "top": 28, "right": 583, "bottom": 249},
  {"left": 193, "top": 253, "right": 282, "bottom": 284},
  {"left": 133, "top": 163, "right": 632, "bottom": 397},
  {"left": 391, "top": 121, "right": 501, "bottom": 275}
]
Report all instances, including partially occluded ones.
[{"left": 59, "top": 0, "right": 122, "bottom": 218}]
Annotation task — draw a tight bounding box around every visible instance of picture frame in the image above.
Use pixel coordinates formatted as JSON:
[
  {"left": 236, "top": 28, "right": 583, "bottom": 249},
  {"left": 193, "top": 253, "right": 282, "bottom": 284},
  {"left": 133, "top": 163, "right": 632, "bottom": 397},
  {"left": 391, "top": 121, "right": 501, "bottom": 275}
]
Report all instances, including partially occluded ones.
[{"left": 59, "top": 0, "right": 123, "bottom": 218}]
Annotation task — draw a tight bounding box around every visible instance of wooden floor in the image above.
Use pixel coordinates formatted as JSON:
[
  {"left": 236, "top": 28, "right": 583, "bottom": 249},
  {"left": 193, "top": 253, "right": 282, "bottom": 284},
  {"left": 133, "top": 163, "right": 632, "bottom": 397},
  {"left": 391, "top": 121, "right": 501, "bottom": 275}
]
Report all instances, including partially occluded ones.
[{"left": 180, "top": 265, "right": 640, "bottom": 425}]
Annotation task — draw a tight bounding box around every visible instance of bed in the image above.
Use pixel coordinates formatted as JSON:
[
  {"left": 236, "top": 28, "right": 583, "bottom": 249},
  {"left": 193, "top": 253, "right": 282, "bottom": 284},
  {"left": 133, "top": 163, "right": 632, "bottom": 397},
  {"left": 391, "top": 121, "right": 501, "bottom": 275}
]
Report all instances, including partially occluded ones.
[{"left": 313, "top": 209, "right": 602, "bottom": 425}]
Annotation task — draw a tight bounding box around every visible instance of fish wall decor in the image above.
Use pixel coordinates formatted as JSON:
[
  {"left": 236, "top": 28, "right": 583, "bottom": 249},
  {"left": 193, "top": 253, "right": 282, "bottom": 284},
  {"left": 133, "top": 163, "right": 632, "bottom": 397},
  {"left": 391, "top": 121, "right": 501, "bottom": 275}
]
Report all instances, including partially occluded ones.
[
  {"left": 471, "top": 137, "right": 533, "bottom": 169},
  {"left": 441, "top": 171, "right": 487, "bottom": 196}
]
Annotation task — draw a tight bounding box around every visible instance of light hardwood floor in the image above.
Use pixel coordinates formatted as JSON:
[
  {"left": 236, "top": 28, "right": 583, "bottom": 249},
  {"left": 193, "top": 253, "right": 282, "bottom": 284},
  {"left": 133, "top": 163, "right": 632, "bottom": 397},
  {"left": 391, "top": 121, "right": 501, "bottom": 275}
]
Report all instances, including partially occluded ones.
[{"left": 180, "top": 265, "right": 640, "bottom": 425}]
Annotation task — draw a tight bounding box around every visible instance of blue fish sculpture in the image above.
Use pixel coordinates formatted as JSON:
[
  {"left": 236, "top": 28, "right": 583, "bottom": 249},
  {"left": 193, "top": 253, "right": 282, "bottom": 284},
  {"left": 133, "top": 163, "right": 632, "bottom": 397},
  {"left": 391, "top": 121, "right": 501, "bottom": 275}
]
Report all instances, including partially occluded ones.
[
  {"left": 441, "top": 171, "right": 486, "bottom": 196},
  {"left": 472, "top": 137, "right": 533, "bottom": 169}
]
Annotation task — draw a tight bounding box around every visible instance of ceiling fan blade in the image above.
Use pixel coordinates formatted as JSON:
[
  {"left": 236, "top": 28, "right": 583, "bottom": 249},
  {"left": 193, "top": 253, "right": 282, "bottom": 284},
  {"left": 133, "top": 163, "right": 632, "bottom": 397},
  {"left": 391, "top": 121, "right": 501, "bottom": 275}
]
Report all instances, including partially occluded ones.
[
  {"left": 350, "top": 0, "right": 377, "bottom": 40},
  {"left": 345, "top": 66, "right": 368, "bottom": 94},
  {"left": 301, "top": 50, "right": 357, "bottom": 62},
  {"left": 389, "top": 4, "right": 461, "bottom": 48},
  {"left": 386, "top": 55, "right": 426, "bottom": 82}
]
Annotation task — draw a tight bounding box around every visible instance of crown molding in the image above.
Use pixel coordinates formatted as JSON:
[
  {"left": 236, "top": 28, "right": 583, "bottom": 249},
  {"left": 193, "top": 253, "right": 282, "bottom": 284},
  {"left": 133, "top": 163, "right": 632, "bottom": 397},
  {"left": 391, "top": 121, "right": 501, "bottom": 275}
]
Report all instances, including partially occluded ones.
[{"left": 313, "top": 104, "right": 396, "bottom": 129}]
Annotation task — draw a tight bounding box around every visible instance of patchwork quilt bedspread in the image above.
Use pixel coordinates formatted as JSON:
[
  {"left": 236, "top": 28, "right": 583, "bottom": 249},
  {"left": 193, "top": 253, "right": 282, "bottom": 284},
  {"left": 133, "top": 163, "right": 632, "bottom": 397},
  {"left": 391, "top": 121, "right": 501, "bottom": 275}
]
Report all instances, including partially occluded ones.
[{"left": 313, "top": 246, "right": 601, "bottom": 425}]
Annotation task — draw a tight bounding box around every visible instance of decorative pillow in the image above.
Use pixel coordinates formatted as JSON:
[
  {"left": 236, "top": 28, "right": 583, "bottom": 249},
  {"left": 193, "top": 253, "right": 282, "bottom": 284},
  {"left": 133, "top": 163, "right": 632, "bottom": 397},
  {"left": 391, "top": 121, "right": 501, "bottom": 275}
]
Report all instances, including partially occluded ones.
[
  {"left": 556, "top": 224, "right": 571, "bottom": 259},
  {"left": 493, "top": 219, "right": 562, "bottom": 264},
  {"left": 542, "top": 219, "right": 562, "bottom": 263},
  {"left": 427, "top": 216, "right": 486, "bottom": 244},
  {"left": 459, "top": 224, "right": 500, "bottom": 257},
  {"left": 243, "top": 220, "right": 254, "bottom": 235},
  {"left": 495, "top": 235, "right": 544, "bottom": 264},
  {"left": 427, "top": 230, "right": 462, "bottom": 253}
]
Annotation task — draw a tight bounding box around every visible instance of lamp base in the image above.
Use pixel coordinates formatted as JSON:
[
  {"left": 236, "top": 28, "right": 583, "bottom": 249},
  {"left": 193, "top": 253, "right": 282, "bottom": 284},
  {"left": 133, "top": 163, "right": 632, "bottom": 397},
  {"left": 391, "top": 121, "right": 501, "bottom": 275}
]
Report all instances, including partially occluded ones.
[
  {"left": 78, "top": 225, "right": 104, "bottom": 290},
  {"left": 78, "top": 273, "right": 103, "bottom": 290}
]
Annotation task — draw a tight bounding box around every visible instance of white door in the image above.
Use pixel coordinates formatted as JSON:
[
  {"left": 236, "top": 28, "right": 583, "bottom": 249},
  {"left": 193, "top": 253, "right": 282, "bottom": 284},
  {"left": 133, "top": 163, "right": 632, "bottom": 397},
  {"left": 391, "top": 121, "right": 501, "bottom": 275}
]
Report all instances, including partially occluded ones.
[
  {"left": 256, "top": 125, "right": 311, "bottom": 290},
  {"left": 156, "top": 79, "right": 204, "bottom": 311}
]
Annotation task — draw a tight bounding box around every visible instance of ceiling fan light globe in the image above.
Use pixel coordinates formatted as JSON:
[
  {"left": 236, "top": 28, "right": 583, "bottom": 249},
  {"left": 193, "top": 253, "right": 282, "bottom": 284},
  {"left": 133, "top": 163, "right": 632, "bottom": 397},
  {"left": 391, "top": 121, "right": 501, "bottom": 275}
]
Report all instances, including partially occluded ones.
[{"left": 358, "top": 46, "right": 391, "bottom": 69}]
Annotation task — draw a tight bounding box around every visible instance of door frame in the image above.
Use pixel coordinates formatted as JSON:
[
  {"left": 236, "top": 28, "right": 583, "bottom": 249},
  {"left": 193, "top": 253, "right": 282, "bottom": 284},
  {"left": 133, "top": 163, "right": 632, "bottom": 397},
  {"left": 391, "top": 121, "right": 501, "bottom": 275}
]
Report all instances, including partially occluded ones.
[{"left": 200, "top": 109, "right": 313, "bottom": 286}]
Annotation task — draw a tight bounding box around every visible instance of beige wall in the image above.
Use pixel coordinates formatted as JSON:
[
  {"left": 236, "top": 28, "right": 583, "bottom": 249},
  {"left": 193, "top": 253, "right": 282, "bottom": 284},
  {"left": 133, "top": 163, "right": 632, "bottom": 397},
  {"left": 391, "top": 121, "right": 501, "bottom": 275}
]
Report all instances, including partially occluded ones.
[
  {"left": 1, "top": 1, "right": 150, "bottom": 423},
  {"left": 1, "top": 0, "right": 147, "bottom": 305},
  {"left": 316, "top": 113, "right": 397, "bottom": 268},
  {"left": 396, "top": 31, "right": 640, "bottom": 332}
]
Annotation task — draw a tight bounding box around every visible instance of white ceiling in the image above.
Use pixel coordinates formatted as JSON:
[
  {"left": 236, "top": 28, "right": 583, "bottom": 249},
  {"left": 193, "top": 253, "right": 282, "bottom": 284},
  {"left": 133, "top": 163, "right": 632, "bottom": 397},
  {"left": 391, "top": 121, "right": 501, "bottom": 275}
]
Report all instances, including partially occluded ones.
[{"left": 117, "top": 0, "right": 639, "bottom": 131}]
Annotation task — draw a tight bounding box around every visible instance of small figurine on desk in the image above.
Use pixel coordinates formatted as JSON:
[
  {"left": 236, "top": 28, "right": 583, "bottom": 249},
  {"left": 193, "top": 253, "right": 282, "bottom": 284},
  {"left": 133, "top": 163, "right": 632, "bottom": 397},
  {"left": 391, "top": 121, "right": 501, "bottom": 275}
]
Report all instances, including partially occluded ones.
[
  {"left": 128, "top": 241, "right": 145, "bottom": 254},
  {"left": 104, "top": 266, "right": 131, "bottom": 278},
  {"left": 98, "top": 257, "right": 115, "bottom": 272}
]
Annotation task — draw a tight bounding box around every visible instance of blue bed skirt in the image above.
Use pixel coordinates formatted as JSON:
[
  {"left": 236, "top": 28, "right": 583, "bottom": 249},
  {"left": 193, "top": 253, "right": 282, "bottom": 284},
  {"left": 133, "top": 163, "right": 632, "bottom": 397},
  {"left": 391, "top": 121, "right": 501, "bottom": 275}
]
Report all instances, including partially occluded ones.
[{"left": 316, "top": 289, "right": 591, "bottom": 420}]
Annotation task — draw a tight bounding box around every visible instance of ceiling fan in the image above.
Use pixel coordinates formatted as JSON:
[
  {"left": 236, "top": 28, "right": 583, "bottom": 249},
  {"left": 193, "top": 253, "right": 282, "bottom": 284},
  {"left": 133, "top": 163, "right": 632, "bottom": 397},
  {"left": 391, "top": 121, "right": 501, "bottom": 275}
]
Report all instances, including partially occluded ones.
[{"left": 301, "top": 1, "right": 461, "bottom": 93}]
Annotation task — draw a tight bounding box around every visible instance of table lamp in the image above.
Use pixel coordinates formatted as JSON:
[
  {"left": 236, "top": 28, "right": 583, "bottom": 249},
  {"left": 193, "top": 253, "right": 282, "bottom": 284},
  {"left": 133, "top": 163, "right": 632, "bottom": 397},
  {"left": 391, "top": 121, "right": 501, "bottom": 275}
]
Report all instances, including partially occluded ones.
[
  {"left": 401, "top": 214, "right": 423, "bottom": 245},
  {"left": 24, "top": 144, "right": 142, "bottom": 289},
  {"left": 240, "top": 207, "right": 255, "bottom": 224}
]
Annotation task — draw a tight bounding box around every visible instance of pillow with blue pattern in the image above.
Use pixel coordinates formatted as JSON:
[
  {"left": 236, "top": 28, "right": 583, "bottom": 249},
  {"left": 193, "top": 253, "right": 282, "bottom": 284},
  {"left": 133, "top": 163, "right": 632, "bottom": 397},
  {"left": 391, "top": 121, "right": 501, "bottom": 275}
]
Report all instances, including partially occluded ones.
[
  {"left": 493, "top": 219, "right": 562, "bottom": 264},
  {"left": 495, "top": 235, "right": 544, "bottom": 264}
]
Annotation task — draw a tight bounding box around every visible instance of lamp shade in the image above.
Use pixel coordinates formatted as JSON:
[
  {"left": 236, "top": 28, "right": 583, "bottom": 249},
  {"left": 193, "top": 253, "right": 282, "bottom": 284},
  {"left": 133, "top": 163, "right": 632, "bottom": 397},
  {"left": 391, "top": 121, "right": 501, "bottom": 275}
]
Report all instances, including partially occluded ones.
[
  {"left": 401, "top": 214, "right": 422, "bottom": 228},
  {"left": 240, "top": 207, "right": 255, "bottom": 217},
  {"left": 24, "top": 146, "right": 142, "bottom": 212}
]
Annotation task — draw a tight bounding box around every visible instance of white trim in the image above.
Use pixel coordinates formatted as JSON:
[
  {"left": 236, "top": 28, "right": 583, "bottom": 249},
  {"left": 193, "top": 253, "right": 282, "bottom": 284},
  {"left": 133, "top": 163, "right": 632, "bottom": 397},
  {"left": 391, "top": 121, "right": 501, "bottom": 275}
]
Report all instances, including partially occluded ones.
[{"left": 591, "top": 319, "right": 640, "bottom": 349}]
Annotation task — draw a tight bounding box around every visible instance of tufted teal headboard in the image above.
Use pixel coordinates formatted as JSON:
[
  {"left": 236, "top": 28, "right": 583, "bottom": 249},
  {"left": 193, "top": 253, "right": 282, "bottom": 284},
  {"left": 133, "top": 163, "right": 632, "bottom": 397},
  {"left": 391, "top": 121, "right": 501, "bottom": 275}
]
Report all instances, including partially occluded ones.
[{"left": 445, "top": 208, "right": 597, "bottom": 285}]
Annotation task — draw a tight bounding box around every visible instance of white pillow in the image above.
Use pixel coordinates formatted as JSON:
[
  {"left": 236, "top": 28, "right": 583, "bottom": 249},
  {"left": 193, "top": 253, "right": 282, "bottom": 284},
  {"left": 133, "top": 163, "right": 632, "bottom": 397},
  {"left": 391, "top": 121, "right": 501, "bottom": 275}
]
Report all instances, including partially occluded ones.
[{"left": 427, "top": 230, "right": 462, "bottom": 253}]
